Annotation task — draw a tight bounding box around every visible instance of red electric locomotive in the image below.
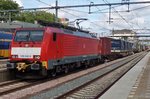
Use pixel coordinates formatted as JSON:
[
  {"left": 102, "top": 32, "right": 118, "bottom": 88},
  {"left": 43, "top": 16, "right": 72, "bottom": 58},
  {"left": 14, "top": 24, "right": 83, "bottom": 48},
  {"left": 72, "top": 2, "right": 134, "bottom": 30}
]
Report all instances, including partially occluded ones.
[{"left": 7, "top": 21, "right": 101, "bottom": 78}]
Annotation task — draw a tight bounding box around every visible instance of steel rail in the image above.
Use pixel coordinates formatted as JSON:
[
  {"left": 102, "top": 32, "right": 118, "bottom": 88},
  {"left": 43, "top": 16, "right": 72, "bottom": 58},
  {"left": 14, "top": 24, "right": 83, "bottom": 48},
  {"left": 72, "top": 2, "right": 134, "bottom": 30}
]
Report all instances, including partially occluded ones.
[
  {"left": 25, "top": 52, "right": 147, "bottom": 99},
  {"left": 55, "top": 52, "right": 147, "bottom": 99}
]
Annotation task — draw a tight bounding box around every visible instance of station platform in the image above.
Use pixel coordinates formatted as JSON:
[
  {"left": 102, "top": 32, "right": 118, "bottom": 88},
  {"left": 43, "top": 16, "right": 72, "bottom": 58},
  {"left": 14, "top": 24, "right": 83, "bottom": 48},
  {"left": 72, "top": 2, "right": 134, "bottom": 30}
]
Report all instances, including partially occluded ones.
[{"left": 100, "top": 52, "right": 150, "bottom": 99}]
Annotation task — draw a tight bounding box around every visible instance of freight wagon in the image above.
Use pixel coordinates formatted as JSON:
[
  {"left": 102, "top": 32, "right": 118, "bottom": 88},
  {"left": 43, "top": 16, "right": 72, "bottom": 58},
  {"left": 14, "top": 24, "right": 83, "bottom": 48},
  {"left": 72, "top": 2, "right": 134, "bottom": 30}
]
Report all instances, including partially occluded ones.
[
  {"left": 111, "top": 38, "right": 134, "bottom": 57},
  {"left": 111, "top": 39, "right": 125, "bottom": 52},
  {"left": 0, "top": 31, "right": 12, "bottom": 58},
  {"left": 98, "top": 37, "right": 111, "bottom": 61},
  {"left": 132, "top": 43, "right": 148, "bottom": 53}
]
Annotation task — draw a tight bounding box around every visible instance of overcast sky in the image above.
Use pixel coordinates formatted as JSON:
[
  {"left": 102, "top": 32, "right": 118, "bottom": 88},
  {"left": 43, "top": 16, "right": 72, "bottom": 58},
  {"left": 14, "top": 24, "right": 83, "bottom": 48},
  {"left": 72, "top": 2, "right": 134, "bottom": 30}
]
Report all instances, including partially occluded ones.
[{"left": 13, "top": 0, "right": 150, "bottom": 36}]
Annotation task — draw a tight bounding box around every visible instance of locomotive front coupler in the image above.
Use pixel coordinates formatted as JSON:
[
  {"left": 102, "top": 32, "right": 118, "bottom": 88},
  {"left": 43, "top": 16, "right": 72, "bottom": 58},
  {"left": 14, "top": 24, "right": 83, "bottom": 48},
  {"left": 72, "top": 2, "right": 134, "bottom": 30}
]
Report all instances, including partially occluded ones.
[{"left": 16, "top": 60, "right": 42, "bottom": 71}]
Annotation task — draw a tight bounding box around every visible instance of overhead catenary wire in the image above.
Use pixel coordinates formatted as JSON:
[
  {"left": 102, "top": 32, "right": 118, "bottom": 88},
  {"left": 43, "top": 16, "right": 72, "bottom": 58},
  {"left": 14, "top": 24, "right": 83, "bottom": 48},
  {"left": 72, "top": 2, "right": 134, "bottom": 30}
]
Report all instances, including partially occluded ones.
[
  {"left": 32, "top": 0, "right": 150, "bottom": 31},
  {"left": 102, "top": 0, "right": 149, "bottom": 25},
  {"left": 1, "top": 1, "right": 150, "bottom": 12},
  {"left": 62, "top": 6, "right": 128, "bottom": 14},
  {"left": 85, "top": 0, "right": 115, "bottom": 31},
  {"left": 131, "top": 12, "right": 142, "bottom": 28},
  {"left": 35, "top": 0, "right": 111, "bottom": 31},
  {"left": 131, "top": 5, "right": 150, "bottom": 11},
  {"left": 35, "top": 0, "right": 81, "bottom": 18},
  {"left": 91, "top": 5, "right": 126, "bottom": 13},
  {"left": 103, "top": 0, "right": 150, "bottom": 43},
  {"left": 62, "top": 8, "right": 88, "bottom": 13},
  {"left": 65, "top": 4, "right": 150, "bottom": 14},
  {"left": 102, "top": 0, "right": 134, "bottom": 29},
  {"left": 34, "top": 0, "right": 150, "bottom": 32}
]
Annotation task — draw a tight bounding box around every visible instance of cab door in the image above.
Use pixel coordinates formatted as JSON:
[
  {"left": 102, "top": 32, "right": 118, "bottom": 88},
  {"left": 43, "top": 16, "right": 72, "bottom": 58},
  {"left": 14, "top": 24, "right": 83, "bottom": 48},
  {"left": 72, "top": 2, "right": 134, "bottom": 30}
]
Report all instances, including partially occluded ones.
[{"left": 52, "top": 32, "right": 62, "bottom": 59}]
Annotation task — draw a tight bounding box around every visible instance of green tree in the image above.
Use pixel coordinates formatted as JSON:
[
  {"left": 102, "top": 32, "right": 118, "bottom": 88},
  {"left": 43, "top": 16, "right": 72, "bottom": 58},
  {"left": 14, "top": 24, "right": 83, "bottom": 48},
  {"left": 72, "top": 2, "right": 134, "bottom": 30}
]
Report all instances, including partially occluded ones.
[
  {"left": 15, "top": 11, "right": 57, "bottom": 23},
  {"left": 0, "top": 0, "right": 57, "bottom": 23},
  {"left": 0, "top": 0, "right": 19, "bottom": 22},
  {"left": 0, "top": 0, "right": 19, "bottom": 10}
]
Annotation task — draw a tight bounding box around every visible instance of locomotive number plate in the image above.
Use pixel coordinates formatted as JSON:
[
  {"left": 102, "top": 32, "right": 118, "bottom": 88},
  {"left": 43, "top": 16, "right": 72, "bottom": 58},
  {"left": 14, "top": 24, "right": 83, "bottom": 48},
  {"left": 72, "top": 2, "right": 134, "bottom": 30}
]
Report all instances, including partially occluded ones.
[{"left": 19, "top": 55, "right": 32, "bottom": 58}]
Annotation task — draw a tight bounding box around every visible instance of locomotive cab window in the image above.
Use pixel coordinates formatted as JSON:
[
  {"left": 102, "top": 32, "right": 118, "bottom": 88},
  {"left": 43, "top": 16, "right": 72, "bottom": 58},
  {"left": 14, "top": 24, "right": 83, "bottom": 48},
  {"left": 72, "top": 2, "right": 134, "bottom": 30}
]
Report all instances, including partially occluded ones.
[
  {"left": 53, "top": 32, "right": 57, "bottom": 41},
  {"left": 14, "top": 30, "right": 44, "bottom": 42}
]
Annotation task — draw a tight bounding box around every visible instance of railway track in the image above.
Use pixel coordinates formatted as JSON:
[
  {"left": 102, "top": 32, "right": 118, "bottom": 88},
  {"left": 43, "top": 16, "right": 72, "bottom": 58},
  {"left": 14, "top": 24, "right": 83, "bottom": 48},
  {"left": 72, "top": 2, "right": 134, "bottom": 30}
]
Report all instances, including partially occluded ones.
[
  {"left": 0, "top": 79, "right": 38, "bottom": 96},
  {"left": 0, "top": 52, "right": 147, "bottom": 98},
  {"left": 0, "top": 79, "right": 21, "bottom": 87},
  {"left": 17, "top": 52, "right": 146, "bottom": 99},
  {"left": 56, "top": 52, "right": 147, "bottom": 99}
]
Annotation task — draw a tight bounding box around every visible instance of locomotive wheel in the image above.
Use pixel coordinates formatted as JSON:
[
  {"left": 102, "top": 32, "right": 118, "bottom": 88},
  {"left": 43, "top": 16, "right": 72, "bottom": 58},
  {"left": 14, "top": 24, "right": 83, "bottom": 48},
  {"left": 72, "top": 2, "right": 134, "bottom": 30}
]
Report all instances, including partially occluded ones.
[
  {"left": 84, "top": 63, "right": 88, "bottom": 68},
  {"left": 85, "top": 61, "right": 90, "bottom": 68},
  {"left": 85, "top": 64, "right": 89, "bottom": 68},
  {"left": 51, "top": 69, "right": 56, "bottom": 77},
  {"left": 70, "top": 64, "right": 74, "bottom": 70},
  {"left": 64, "top": 66, "right": 69, "bottom": 74},
  {"left": 90, "top": 61, "right": 94, "bottom": 66}
]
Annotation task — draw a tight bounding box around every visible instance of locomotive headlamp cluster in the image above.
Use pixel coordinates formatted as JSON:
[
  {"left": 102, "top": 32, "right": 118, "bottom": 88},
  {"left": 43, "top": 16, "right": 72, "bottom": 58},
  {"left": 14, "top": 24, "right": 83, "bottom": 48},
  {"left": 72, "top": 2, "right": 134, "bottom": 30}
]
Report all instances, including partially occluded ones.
[
  {"left": 12, "top": 55, "right": 18, "bottom": 58},
  {"left": 33, "top": 55, "right": 40, "bottom": 59}
]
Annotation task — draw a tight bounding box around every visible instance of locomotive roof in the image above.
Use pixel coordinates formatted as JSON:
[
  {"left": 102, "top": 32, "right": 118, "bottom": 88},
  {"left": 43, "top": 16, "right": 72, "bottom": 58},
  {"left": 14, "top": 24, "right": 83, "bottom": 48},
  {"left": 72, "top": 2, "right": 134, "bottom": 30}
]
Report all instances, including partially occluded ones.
[
  {"left": 62, "top": 28, "right": 97, "bottom": 38},
  {"left": 38, "top": 20, "right": 97, "bottom": 39}
]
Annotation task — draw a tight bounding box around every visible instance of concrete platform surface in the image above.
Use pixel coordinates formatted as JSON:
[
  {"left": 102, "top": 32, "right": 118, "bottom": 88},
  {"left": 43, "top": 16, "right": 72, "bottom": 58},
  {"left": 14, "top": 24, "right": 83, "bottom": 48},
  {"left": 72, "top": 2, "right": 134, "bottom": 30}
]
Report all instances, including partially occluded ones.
[{"left": 100, "top": 52, "right": 150, "bottom": 99}]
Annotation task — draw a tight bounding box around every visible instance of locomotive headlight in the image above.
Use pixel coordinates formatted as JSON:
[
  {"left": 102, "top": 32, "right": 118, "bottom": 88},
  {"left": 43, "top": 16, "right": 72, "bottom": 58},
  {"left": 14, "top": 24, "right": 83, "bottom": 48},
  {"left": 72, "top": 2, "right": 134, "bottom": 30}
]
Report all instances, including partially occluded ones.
[
  {"left": 33, "top": 55, "right": 40, "bottom": 59},
  {"left": 12, "top": 55, "right": 18, "bottom": 58}
]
